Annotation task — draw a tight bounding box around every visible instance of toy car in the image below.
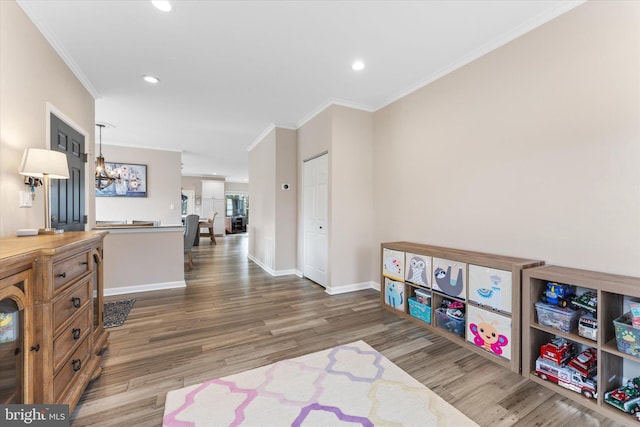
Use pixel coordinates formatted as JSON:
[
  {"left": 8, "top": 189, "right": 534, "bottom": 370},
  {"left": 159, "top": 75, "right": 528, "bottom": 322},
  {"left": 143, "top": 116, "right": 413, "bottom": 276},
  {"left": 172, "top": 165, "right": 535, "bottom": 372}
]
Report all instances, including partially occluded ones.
[
  {"left": 536, "top": 356, "right": 597, "bottom": 399},
  {"left": 541, "top": 282, "right": 575, "bottom": 308},
  {"left": 567, "top": 348, "right": 597, "bottom": 378},
  {"left": 572, "top": 291, "right": 597, "bottom": 312},
  {"left": 540, "top": 337, "right": 575, "bottom": 366},
  {"left": 605, "top": 377, "right": 640, "bottom": 414},
  {"left": 578, "top": 314, "right": 598, "bottom": 341}
]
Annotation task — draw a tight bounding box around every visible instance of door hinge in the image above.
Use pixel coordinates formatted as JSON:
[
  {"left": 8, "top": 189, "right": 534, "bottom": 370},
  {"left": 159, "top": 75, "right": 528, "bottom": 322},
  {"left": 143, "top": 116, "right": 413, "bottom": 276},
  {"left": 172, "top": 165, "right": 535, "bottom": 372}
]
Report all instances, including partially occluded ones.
[
  {"left": 82, "top": 153, "right": 88, "bottom": 162},
  {"left": 83, "top": 215, "right": 88, "bottom": 224}
]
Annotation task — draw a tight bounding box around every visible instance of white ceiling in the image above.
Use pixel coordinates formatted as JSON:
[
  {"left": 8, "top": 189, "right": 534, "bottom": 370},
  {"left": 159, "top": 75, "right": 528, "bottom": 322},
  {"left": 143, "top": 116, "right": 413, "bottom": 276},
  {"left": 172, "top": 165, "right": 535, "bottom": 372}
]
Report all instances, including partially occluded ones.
[{"left": 18, "top": 0, "right": 582, "bottom": 182}]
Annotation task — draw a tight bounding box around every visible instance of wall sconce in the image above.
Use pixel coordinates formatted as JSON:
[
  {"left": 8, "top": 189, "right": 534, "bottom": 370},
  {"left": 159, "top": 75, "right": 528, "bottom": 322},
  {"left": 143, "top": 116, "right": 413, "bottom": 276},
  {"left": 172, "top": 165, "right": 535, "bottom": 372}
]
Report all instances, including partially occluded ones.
[
  {"left": 23, "top": 176, "right": 43, "bottom": 200},
  {"left": 18, "top": 148, "right": 69, "bottom": 234}
]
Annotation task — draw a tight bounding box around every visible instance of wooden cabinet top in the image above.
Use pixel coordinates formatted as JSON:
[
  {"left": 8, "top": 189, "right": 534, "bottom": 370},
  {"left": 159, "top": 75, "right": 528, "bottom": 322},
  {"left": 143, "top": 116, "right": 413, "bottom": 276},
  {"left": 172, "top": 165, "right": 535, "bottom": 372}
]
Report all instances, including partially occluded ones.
[
  {"left": 0, "top": 231, "right": 107, "bottom": 261},
  {"left": 382, "top": 241, "right": 543, "bottom": 270}
]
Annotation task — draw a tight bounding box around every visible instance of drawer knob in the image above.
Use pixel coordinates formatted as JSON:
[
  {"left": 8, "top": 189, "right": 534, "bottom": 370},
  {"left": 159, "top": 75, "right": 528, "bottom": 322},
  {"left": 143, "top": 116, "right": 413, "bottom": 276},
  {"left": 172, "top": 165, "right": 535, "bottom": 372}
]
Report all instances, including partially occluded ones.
[
  {"left": 72, "top": 359, "right": 82, "bottom": 372},
  {"left": 30, "top": 344, "right": 40, "bottom": 352},
  {"left": 80, "top": 261, "right": 88, "bottom": 266},
  {"left": 71, "top": 297, "right": 81, "bottom": 308},
  {"left": 56, "top": 272, "right": 67, "bottom": 279},
  {"left": 72, "top": 328, "right": 81, "bottom": 340}
]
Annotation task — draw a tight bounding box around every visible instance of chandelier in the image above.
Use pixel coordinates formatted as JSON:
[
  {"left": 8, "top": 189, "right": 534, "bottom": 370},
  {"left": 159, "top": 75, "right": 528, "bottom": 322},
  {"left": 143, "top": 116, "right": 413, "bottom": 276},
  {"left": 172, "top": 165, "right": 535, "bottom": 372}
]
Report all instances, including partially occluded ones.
[{"left": 95, "top": 123, "right": 119, "bottom": 190}]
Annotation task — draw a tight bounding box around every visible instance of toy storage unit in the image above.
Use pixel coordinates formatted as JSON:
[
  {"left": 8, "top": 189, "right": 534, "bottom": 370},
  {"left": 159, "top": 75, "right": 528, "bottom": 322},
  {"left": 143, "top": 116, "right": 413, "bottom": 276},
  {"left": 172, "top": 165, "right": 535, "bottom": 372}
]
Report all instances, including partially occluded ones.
[
  {"left": 522, "top": 265, "right": 640, "bottom": 425},
  {"left": 381, "top": 242, "right": 543, "bottom": 373}
]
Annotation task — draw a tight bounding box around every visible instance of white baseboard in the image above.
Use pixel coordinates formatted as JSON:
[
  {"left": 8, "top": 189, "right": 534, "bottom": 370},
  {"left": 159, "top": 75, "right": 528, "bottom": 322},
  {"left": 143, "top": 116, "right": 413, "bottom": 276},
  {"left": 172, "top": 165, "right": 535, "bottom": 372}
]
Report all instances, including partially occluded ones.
[
  {"left": 104, "top": 280, "right": 186, "bottom": 297},
  {"left": 324, "top": 281, "right": 377, "bottom": 295},
  {"left": 245, "top": 256, "right": 379, "bottom": 294},
  {"left": 247, "top": 254, "right": 298, "bottom": 277}
]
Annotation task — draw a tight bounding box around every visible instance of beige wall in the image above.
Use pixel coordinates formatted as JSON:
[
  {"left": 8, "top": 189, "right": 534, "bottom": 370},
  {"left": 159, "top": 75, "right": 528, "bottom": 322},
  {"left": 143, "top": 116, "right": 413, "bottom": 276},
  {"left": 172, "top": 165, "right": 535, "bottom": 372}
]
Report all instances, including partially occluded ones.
[
  {"left": 103, "top": 228, "right": 185, "bottom": 294},
  {"left": 372, "top": 1, "right": 640, "bottom": 278},
  {"left": 225, "top": 182, "right": 249, "bottom": 193},
  {"left": 248, "top": 127, "right": 297, "bottom": 272},
  {"left": 295, "top": 105, "right": 375, "bottom": 292},
  {"left": 248, "top": 128, "right": 277, "bottom": 268},
  {"left": 331, "top": 106, "right": 374, "bottom": 288},
  {"left": 96, "top": 145, "right": 183, "bottom": 226},
  {"left": 0, "top": 0, "right": 95, "bottom": 237},
  {"left": 274, "top": 128, "right": 297, "bottom": 271}
]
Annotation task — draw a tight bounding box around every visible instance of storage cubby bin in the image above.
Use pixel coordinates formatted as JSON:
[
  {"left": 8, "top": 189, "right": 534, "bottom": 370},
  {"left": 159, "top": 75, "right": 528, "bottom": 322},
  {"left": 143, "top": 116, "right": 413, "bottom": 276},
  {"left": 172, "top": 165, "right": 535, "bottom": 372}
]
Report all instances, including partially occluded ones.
[
  {"left": 383, "top": 277, "right": 405, "bottom": 312},
  {"left": 466, "top": 304, "right": 512, "bottom": 361},
  {"left": 435, "top": 305, "right": 465, "bottom": 337},
  {"left": 382, "top": 248, "right": 405, "bottom": 282},
  {"left": 432, "top": 257, "right": 467, "bottom": 300},
  {"left": 534, "top": 301, "right": 582, "bottom": 333},
  {"left": 468, "top": 264, "right": 513, "bottom": 314},
  {"left": 408, "top": 297, "right": 431, "bottom": 324},
  {"left": 404, "top": 253, "right": 431, "bottom": 287}
]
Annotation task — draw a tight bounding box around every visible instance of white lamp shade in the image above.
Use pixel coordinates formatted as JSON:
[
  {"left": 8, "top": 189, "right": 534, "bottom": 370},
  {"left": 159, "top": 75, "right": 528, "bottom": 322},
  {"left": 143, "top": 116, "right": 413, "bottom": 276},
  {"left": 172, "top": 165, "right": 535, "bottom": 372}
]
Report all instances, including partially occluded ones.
[{"left": 19, "top": 148, "right": 69, "bottom": 179}]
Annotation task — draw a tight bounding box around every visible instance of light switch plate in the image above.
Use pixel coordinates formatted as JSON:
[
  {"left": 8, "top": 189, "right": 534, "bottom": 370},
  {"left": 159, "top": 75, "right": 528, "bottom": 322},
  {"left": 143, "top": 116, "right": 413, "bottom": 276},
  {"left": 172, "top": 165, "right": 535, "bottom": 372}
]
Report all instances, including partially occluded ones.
[{"left": 19, "top": 191, "right": 32, "bottom": 207}]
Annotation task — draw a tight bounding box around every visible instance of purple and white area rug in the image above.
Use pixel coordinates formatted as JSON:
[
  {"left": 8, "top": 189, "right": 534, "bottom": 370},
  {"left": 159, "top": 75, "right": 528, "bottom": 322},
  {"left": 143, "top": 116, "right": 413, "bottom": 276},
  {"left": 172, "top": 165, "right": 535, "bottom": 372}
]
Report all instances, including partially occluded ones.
[{"left": 163, "top": 340, "right": 478, "bottom": 426}]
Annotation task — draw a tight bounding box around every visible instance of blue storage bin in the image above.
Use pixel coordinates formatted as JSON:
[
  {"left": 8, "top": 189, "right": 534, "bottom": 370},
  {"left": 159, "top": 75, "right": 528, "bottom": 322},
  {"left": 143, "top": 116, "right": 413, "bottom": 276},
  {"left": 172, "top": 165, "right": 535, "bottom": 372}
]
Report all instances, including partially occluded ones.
[{"left": 408, "top": 297, "right": 431, "bottom": 324}]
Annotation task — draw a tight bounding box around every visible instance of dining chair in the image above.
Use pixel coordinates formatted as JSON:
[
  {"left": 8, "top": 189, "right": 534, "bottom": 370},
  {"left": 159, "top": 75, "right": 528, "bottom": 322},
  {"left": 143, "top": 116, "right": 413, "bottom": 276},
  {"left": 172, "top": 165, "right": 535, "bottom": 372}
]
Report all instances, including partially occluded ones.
[
  {"left": 184, "top": 214, "right": 200, "bottom": 269},
  {"left": 198, "top": 212, "right": 217, "bottom": 245}
]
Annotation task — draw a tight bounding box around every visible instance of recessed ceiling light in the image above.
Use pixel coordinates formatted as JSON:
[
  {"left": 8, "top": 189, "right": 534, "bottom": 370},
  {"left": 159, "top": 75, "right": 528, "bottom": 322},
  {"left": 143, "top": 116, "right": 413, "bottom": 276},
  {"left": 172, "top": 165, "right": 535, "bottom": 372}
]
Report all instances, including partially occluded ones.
[
  {"left": 352, "top": 60, "right": 365, "bottom": 71},
  {"left": 151, "top": 1, "right": 172, "bottom": 12},
  {"left": 143, "top": 75, "right": 160, "bottom": 84}
]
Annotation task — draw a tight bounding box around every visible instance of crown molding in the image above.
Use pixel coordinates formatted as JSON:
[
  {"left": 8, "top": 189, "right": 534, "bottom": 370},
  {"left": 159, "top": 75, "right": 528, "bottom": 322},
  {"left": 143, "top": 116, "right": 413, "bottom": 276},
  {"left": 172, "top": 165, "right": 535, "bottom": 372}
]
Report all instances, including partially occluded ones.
[
  {"left": 17, "top": 1, "right": 101, "bottom": 99},
  {"left": 377, "top": 0, "right": 585, "bottom": 109}
]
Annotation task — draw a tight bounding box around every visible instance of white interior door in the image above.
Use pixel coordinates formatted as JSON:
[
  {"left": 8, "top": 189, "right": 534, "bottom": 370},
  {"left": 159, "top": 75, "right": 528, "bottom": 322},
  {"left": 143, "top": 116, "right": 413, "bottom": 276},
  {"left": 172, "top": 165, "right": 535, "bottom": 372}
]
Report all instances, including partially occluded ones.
[{"left": 303, "top": 153, "right": 328, "bottom": 287}]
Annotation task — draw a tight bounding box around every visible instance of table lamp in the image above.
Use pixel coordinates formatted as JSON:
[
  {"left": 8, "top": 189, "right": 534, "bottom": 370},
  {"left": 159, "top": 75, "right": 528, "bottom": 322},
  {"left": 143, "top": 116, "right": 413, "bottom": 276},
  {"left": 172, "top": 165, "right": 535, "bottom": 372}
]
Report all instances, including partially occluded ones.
[{"left": 19, "top": 148, "right": 69, "bottom": 235}]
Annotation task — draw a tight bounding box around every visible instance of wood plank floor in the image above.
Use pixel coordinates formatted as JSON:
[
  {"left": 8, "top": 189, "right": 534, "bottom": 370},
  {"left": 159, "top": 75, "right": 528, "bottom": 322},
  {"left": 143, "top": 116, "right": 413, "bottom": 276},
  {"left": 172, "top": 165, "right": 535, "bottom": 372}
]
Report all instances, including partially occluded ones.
[{"left": 72, "top": 234, "right": 621, "bottom": 426}]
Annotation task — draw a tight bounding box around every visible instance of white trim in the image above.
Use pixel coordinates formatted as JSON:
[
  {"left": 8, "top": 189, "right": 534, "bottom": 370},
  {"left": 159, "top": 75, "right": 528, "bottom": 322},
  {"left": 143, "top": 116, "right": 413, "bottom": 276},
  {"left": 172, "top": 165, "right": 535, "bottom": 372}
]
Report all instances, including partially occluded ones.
[
  {"left": 104, "top": 280, "right": 186, "bottom": 297},
  {"left": 247, "top": 123, "right": 275, "bottom": 152},
  {"left": 296, "top": 98, "right": 375, "bottom": 130},
  {"left": 247, "top": 254, "right": 298, "bottom": 277},
  {"left": 247, "top": 122, "right": 297, "bottom": 153},
  {"left": 377, "top": 1, "right": 585, "bottom": 109},
  {"left": 324, "top": 281, "right": 377, "bottom": 295},
  {"left": 18, "top": 1, "right": 100, "bottom": 99},
  {"left": 295, "top": 270, "right": 303, "bottom": 278},
  {"left": 371, "top": 281, "right": 381, "bottom": 292}
]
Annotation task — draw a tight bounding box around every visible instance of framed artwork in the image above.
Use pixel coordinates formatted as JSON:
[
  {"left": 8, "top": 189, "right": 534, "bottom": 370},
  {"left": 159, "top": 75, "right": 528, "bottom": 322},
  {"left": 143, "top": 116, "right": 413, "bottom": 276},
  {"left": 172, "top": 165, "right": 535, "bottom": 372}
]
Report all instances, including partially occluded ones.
[{"left": 96, "top": 162, "right": 147, "bottom": 197}]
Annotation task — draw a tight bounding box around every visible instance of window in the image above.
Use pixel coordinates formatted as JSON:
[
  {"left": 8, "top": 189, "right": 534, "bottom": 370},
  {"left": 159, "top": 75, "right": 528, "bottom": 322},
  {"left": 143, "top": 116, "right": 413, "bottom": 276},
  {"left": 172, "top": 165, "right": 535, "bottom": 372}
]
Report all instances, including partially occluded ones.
[{"left": 225, "top": 193, "right": 248, "bottom": 218}]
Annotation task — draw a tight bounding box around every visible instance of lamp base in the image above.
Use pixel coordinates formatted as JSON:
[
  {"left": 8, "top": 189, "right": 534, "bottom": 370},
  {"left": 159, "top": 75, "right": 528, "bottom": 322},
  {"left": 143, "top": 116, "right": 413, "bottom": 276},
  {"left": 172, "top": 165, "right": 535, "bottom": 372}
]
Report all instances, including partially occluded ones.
[{"left": 38, "top": 228, "right": 64, "bottom": 235}]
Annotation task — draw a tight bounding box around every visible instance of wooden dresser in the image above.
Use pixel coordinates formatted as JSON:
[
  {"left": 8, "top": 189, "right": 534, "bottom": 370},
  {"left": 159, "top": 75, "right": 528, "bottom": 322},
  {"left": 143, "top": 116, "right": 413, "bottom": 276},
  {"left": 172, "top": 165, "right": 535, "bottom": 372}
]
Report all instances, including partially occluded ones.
[{"left": 0, "top": 231, "right": 109, "bottom": 413}]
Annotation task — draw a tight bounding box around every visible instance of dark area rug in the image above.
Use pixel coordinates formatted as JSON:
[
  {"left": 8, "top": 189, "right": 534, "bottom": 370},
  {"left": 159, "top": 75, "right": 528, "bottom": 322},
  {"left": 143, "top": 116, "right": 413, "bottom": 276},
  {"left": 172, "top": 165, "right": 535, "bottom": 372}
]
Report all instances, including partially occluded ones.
[{"left": 103, "top": 299, "right": 136, "bottom": 328}]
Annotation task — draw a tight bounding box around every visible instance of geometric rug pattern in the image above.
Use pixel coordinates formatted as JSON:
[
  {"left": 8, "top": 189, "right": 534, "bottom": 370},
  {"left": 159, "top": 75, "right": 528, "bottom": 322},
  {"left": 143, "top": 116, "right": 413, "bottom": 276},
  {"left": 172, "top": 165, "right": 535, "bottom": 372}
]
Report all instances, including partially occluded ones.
[
  {"left": 103, "top": 299, "right": 135, "bottom": 328},
  {"left": 163, "top": 340, "right": 478, "bottom": 426}
]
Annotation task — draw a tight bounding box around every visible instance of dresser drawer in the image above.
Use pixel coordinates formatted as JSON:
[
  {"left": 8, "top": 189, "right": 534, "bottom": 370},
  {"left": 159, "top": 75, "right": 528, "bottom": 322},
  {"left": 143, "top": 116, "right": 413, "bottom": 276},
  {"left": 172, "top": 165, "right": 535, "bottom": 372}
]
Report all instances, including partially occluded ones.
[
  {"left": 53, "top": 305, "right": 91, "bottom": 374},
  {"left": 53, "top": 279, "right": 91, "bottom": 333},
  {"left": 53, "top": 251, "right": 90, "bottom": 292},
  {"left": 53, "top": 337, "right": 90, "bottom": 401}
]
